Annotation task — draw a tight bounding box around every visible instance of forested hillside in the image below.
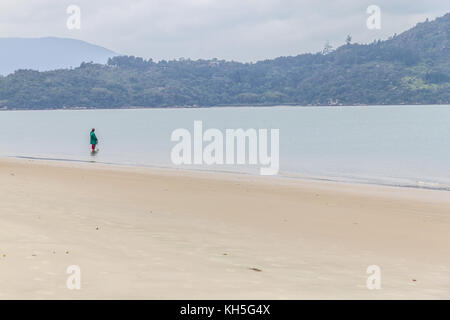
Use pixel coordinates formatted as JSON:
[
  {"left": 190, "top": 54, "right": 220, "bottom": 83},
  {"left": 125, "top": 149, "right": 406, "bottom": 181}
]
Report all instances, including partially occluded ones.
[{"left": 0, "top": 13, "right": 448, "bottom": 109}]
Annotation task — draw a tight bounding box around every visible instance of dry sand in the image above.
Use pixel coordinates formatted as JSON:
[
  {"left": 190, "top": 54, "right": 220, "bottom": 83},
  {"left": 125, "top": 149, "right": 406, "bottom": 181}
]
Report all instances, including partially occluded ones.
[{"left": 0, "top": 157, "right": 449, "bottom": 299}]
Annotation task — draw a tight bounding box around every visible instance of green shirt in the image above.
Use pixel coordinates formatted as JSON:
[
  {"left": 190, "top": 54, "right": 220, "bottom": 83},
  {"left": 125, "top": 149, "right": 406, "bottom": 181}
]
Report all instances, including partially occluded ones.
[{"left": 90, "top": 131, "right": 98, "bottom": 145}]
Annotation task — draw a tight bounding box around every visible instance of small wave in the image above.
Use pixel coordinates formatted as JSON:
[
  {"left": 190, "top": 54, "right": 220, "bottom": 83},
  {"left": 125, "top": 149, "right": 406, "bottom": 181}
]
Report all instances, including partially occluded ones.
[{"left": 278, "top": 172, "right": 450, "bottom": 192}]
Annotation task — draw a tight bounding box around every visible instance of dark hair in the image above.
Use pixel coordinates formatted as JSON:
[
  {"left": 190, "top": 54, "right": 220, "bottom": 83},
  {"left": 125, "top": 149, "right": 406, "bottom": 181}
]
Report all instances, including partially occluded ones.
[{"left": 91, "top": 128, "right": 95, "bottom": 132}]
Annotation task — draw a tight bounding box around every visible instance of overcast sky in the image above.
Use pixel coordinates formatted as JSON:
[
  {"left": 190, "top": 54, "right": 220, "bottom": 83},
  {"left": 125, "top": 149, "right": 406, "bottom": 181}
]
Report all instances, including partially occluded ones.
[{"left": 0, "top": 0, "right": 448, "bottom": 62}]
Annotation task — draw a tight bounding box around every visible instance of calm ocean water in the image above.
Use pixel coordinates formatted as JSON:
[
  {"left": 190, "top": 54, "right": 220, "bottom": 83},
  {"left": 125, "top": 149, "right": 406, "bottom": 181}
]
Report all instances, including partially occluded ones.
[{"left": 1, "top": 105, "right": 449, "bottom": 190}]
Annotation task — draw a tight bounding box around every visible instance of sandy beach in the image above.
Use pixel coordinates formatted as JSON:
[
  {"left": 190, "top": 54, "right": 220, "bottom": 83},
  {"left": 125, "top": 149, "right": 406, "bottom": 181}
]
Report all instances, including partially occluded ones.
[{"left": 0, "top": 157, "right": 449, "bottom": 299}]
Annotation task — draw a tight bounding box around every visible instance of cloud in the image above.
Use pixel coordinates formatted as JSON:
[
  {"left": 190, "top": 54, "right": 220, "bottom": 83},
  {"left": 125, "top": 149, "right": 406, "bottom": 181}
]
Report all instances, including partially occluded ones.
[{"left": 0, "top": 0, "right": 448, "bottom": 61}]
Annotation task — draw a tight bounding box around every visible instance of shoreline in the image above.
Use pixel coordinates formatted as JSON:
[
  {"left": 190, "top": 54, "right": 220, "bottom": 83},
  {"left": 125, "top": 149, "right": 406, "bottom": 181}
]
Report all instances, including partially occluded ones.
[
  {"left": 1, "top": 104, "right": 450, "bottom": 112},
  {"left": 0, "top": 157, "right": 449, "bottom": 299},
  {"left": 7, "top": 155, "right": 450, "bottom": 192}
]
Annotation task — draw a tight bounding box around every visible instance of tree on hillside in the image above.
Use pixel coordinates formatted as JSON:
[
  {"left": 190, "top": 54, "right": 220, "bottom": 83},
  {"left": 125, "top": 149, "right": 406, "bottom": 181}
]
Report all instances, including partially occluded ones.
[
  {"left": 346, "top": 35, "right": 352, "bottom": 45},
  {"left": 322, "top": 41, "right": 333, "bottom": 55}
]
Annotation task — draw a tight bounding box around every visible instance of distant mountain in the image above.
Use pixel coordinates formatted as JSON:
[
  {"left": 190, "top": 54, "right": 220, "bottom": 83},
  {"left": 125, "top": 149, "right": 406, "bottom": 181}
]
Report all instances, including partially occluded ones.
[
  {"left": 0, "top": 37, "right": 117, "bottom": 75},
  {"left": 0, "top": 13, "right": 448, "bottom": 109}
]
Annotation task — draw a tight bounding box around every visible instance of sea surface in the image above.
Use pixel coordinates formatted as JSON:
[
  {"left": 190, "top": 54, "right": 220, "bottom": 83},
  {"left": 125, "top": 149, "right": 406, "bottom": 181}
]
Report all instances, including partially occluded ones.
[{"left": 1, "top": 105, "right": 449, "bottom": 190}]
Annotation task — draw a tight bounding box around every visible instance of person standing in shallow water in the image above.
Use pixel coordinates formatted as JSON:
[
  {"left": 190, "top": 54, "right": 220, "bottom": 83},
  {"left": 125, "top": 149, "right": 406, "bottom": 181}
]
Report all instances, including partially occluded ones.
[{"left": 90, "top": 128, "right": 98, "bottom": 152}]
